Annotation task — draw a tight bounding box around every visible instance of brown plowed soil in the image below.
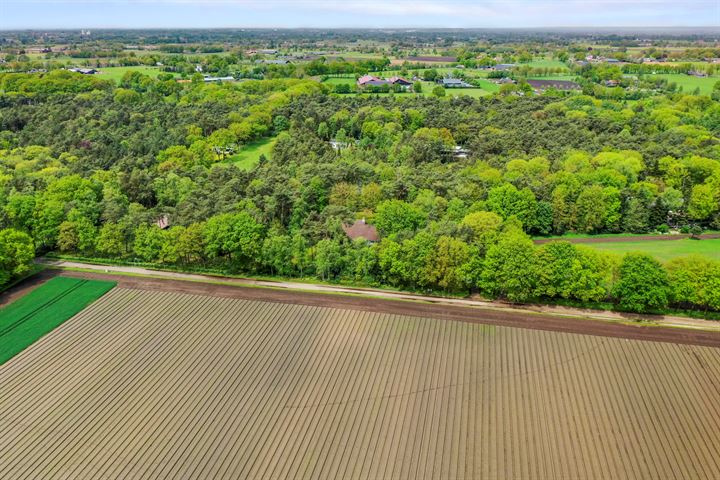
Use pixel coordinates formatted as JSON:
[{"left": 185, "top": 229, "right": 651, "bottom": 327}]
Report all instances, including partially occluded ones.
[
  {"left": 11, "top": 268, "right": 719, "bottom": 348},
  {"left": 534, "top": 233, "right": 720, "bottom": 244}
]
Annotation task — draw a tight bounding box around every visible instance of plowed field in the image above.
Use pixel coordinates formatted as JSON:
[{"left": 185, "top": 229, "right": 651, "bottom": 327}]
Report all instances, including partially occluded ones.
[{"left": 1, "top": 287, "right": 719, "bottom": 479}]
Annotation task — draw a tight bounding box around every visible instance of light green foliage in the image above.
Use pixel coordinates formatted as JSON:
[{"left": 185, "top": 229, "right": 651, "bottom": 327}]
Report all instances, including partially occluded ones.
[
  {"left": 613, "top": 253, "right": 670, "bottom": 312},
  {"left": 423, "top": 236, "right": 471, "bottom": 292},
  {"left": 666, "top": 255, "right": 720, "bottom": 311},
  {"left": 0, "top": 228, "right": 34, "bottom": 286},
  {"left": 203, "top": 211, "right": 264, "bottom": 266},
  {"left": 480, "top": 229, "right": 536, "bottom": 302},
  {"left": 534, "top": 242, "right": 613, "bottom": 302},
  {"left": 374, "top": 200, "right": 426, "bottom": 236},
  {"left": 460, "top": 211, "right": 503, "bottom": 249},
  {"left": 314, "top": 238, "right": 344, "bottom": 281}
]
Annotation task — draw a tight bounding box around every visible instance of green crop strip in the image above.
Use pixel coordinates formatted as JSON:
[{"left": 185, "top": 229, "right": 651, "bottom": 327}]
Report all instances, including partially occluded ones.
[{"left": 0, "top": 277, "right": 116, "bottom": 365}]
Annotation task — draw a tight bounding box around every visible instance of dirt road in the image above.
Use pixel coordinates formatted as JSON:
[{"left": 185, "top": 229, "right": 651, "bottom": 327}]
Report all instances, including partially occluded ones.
[{"left": 14, "top": 260, "right": 720, "bottom": 347}]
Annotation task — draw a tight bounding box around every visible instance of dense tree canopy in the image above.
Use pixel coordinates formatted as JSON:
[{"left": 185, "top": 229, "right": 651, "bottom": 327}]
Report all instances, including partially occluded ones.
[{"left": 1, "top": 71, "right": 719, "bottom": 314}]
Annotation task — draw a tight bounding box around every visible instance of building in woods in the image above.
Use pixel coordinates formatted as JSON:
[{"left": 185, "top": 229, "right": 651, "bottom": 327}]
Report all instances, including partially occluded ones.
[{"left": 342, "top": 219, "right": 379, "bottom": 242}]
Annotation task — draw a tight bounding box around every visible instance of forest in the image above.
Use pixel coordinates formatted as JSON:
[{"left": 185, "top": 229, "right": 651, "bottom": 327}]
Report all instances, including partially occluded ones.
[{"left": 0, "top": 69, "right": 719, "bottom": 314}]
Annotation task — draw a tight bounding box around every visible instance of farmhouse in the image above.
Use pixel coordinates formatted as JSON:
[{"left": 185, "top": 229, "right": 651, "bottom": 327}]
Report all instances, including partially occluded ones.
[
  {"left": 387, "top": 76, "right": 412, "bottom": 86},
  {"left": 357, "top": 74, "right": 386, "bottom": 87},
  {"left": 342, "top": 218, "right": 379, "bottom": 242},
  {"left": 203, "top": 75, "right": 235, "bottom": 82},
  {"left": 527, "top": 79, "right": 581, "bottom": 92},
  {"left": 357, "top": 75, "right": 411, "bottom": 89},
  {"left": 489, "top": 63, "right": 515, "bottom": 71},
  {"left": 68, "top": 67, "right": 97, "bottom": 75},
  {"left": 439, "top": 77, "right": 473, "bottom": 88}
]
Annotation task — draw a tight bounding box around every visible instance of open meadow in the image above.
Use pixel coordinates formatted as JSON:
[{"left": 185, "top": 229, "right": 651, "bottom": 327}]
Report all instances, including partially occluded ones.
[
  {"left": 649, "top": 73, "right": 719, "bottom": 95},
  {"left": 1, "top": 283, "right": 719, "bottom": 479},
  {"left": 226, "top": 136, "right": 276, "bottom": 170},
  {"left": 580, "top": 238, "right": 720, "bottom": 262},
  {"left": 95, "top": 66, "right": 177, "bottom": 83}
]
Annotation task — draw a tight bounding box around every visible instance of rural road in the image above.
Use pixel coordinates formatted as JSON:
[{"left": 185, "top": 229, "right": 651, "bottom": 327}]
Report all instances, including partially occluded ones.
[{"left": 37, "top": 258, "right": 720, "bottom": 333}]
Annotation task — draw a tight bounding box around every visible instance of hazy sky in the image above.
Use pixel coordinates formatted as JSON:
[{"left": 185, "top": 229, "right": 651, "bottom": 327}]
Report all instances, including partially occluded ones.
[{"left": 2, "top": 0, "right": 718, "bottom": 29}]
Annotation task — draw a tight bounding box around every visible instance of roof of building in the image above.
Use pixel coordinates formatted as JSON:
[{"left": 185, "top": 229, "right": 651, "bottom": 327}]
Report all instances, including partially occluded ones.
[
  {"left": 342, "top": 219, "right": 379, "bottom": 242},
  {"left": 203, "top": 76, "right": 235, "bottom": 82},
  {"left": 388, "top": 76, "right": 412, "bottom": 85},
  {"left": 156, "top": 215, "right": 170, "bottom": 230},
  {"left": 441, "top": 77, "right": 473, "bottom": 87},
  {"left": 68, "top": 67, "right": 97, "bottom": 75},
  {"left": 357, "top": 74, "right": 381, "bottom": 85}
]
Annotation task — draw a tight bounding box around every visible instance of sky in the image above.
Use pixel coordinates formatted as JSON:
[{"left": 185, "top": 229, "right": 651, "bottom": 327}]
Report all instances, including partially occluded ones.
[{"left": 1, "top": 0, "right": 718, "bottom": 30}]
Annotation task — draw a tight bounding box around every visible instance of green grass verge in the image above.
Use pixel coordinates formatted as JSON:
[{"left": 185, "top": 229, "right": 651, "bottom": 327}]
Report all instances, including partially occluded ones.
[
  {"left": 588, "top": 238, "right": 720, "bottom": 262},
  {"left": 0, "top": 276, "right": 116, "bottom": 364}
]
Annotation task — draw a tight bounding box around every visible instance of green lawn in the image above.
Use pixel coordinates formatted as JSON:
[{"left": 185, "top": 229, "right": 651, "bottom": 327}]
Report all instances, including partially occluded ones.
[
  {"left": 226, "top": 136, "right": 276, "bottom": 170},
  {"left": 527, "top": 58, "right": 570, "bottom": 70},
  {"left": 0, "top": 276, "right": 116, "bottom": 364},
  {"left": 444, "top": 87, "right": 493, "bottom": 98},
  {"left": 95, "top": 66, "right": 177, "bottom": 83},
  {"left": 588, "top": 238, "right": 720, "bottom": 262},
  {"left": 649, "top": 74, "right": 719, "bottom": 95},
  {"left": 322, "top": 76, "right": 356, "bottom": 86}
]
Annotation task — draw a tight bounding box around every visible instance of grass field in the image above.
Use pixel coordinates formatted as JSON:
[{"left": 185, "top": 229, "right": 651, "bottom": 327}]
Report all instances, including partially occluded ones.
[
  {"left": 0, "top": 277, "right": 115, "bottom": 364},
  {"left": 527, "top": 58, "right": 570, "bottom": 70},
  {"left": 649, "top": 73, "right": 719, "bottom": 95},
  {"left": 226, "top": 136, "right": 276, "bottom": 170},
  {"left": 95, "top": 66, "right": 176, "bottom": 83},
  {"left": 589, "top": 238, "right": 720, "bottom": 262},
  {"left": 1, "top": 287, "right": 719, "bottom": 478}
]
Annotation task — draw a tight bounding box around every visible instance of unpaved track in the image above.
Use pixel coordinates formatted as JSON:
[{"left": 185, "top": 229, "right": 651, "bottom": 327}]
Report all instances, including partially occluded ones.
[
  {"left": 35, "top": 259, "right": 720, "bottom": 332},
  {"left": 14, "top": 268, "right": 720, "bottom": 348}
]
